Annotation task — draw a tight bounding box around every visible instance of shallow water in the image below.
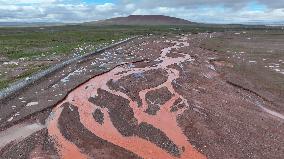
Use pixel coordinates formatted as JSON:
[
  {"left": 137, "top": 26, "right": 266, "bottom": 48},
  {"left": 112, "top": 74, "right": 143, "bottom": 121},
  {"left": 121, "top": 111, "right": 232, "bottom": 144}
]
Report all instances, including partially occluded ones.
[{"left": 47, "top": 36, "right": 206, "bottom": 159}]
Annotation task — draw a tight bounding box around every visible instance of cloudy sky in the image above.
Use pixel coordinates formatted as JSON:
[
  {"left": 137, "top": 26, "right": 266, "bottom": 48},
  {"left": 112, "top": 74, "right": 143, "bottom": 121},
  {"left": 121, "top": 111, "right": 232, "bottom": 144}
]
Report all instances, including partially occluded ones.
[{"left": 0, "top": 0, "right": 284, "bottom": 24}]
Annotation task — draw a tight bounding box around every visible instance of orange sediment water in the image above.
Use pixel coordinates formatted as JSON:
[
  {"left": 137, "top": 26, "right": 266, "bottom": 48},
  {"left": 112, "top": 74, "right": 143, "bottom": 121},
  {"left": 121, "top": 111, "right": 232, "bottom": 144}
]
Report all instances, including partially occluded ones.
[
  {"left": 47, "top": 36, "right": 206, "bottom": 159},
  {"left": 47, "top": 106, "right": 89, "bottom": 159}
]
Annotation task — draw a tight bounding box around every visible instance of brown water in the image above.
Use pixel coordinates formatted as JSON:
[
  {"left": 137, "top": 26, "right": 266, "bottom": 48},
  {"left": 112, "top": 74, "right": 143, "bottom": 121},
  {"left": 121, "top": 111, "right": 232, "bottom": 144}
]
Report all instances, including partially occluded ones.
[{"left": 47, "top": 36, "right": 206, "bottom": 159}]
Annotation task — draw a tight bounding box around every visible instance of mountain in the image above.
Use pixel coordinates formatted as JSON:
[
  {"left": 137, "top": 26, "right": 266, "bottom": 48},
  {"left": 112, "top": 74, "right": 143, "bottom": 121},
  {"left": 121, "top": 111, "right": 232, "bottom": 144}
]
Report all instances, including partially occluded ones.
[{"left": 85, "top": 15, "right": 194, "bottom": 26}]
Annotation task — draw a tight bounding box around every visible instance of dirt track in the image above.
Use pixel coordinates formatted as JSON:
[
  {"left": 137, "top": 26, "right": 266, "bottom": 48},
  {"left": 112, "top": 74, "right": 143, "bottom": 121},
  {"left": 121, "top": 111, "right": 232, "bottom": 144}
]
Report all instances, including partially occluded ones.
[{"left": 0, "top": 34, "right": 284, "bottom": 159}]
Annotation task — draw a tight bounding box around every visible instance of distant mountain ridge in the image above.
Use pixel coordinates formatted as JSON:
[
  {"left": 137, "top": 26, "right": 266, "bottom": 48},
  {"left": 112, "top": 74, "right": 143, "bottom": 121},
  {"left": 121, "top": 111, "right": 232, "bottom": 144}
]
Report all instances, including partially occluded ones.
[
  {"left": 0, "top": 22, "right": 65, "bottom": 27},
  {"left": 86, "top": 15, "right": 194, "bottom": 26}
]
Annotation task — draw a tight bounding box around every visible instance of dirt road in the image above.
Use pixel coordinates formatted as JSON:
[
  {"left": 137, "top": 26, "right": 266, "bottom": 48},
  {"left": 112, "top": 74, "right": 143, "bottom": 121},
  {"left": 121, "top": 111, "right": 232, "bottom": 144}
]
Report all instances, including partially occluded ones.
[{"left": 0, "top": 34, "right": 283, "bottom": 159}]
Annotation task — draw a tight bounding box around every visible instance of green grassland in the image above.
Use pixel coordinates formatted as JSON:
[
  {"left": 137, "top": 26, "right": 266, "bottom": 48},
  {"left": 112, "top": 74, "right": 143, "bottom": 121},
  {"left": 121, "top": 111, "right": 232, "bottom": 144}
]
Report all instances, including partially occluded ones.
[
  {"left": 0, "top": 26, "right": 132, "bottom": 59},
  {"left": 0, "top": 24, "right": 280, "bottom": 90},
  {"left": 0, "top": 24, "right": 276, "bottom": 60}
]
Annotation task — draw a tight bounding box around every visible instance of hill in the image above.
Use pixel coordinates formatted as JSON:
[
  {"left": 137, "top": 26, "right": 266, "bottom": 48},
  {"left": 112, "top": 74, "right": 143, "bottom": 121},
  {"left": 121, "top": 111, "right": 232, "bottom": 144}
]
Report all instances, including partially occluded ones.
[{"left": 85, "top": 15, "right": 194, "bottom": 26}]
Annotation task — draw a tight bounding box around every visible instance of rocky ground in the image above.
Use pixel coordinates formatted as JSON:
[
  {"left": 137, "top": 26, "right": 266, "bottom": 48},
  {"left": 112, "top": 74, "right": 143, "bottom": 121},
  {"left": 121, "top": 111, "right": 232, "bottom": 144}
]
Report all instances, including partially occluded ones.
[
  {"left": 201, "top": 31, "right": 284, "bottom": 113},
  {"left": 0, "top": 33, "right": 283, "bottom": 159}
]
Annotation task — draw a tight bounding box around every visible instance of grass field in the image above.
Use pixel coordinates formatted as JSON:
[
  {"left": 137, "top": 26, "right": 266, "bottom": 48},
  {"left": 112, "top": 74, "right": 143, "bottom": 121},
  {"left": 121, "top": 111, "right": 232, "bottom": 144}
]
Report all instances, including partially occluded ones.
[
  {"left": 0, "top": 24, "right": 279, "bottom": 90},
  {"left": 0, "top": 24, "right": 275, "bottom": 60},
  {"left": 0, "top": 26, "right": 133, "bottom": 60}
]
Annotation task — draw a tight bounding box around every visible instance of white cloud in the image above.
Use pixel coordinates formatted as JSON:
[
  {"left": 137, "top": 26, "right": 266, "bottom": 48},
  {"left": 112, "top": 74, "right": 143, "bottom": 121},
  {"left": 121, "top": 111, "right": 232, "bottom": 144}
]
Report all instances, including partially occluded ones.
[
  {"left": 131, "top": 5, "right": 284, "bottom": 24},
  {"left": 0, "top": 0, "right": 58, "bottom": 4},
  {"left": 125, "top": 3, "right": 135, "bottom": 10},
  {"left": 0, "top": 0, "right": 283, "bottom": 24},
  {"left": 95, "top": 3, "right": 115, "bottom": 12}
]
